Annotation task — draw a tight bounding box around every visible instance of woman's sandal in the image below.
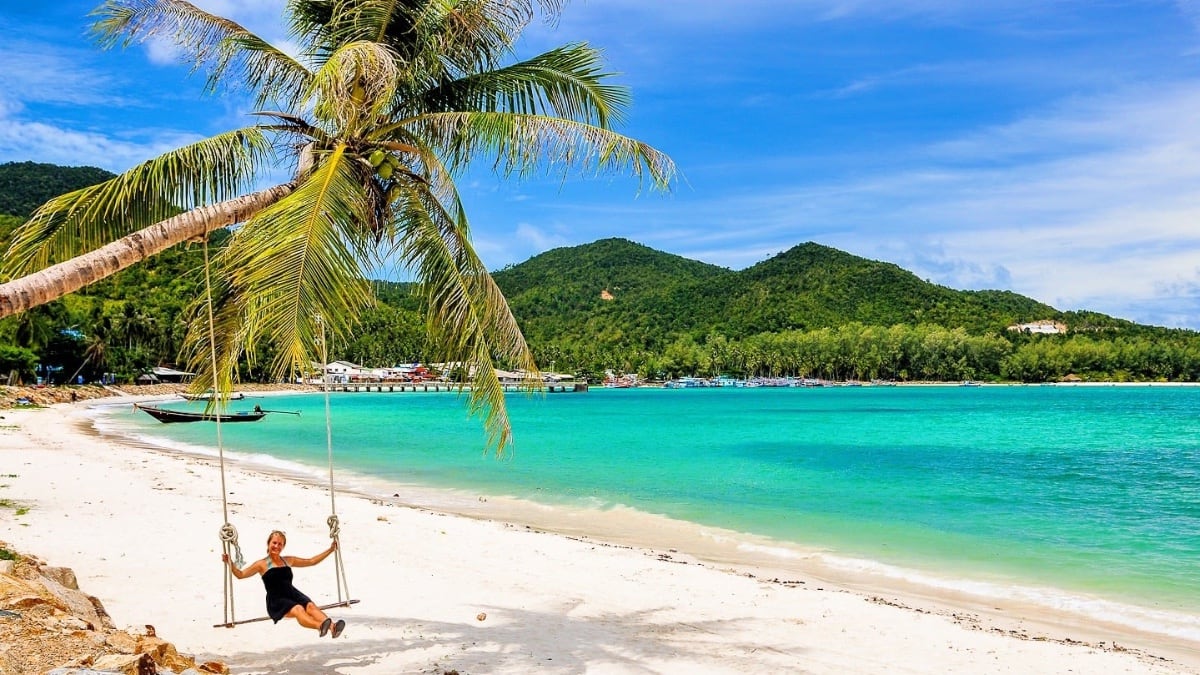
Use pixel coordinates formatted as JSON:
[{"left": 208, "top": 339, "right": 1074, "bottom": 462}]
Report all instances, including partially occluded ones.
[
  {"left": 331, "top": 619, "right": 346, "bottom": 639},
  {"left": 319, "top": 618, "right": 332, "bottom": 637}
]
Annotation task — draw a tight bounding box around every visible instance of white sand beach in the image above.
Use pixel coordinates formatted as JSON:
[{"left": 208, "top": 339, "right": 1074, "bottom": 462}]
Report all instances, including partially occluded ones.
[{"left": 1, "top": 396, "right": 1198, "bottom": 674}]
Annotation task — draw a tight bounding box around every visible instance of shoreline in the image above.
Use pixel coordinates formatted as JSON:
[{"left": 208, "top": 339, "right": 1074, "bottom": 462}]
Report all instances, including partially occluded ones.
[{"left": 2, "top": 395, "right": 1198, "bottom": 673}]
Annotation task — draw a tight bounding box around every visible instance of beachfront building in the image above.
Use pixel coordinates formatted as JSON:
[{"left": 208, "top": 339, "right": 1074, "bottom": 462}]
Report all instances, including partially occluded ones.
[
  {"left": 139, "top": 366, "right": 194, "bottom": 384},
  {"left": 1007, "top": 320, "right": 1068, "bottom": 335},
  {"left": 324, "top": 360, "right": 366, "bottom": 383},
  {"left": 386, "top": 363, "right": 432, "bottom": 382}
]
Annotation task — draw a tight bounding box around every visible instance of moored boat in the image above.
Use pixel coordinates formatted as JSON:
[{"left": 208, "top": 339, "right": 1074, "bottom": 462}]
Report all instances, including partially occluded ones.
[{"left": 135, "top": 403, "right": 266, "bottom": 423}]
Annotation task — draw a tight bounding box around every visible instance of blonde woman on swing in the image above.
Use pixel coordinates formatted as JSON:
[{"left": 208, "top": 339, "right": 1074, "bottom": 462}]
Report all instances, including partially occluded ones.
[{"left": 223, "top": 530, "right": 346, "bottom": 637}]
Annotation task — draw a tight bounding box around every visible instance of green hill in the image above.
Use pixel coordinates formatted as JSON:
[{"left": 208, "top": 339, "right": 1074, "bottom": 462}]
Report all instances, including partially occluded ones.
[
  {"left": 494, "top": 239, "right": 1062, "bottom": 348},
  {"left": 0, "top": 162, "right": 115, "bottom": 217},
  {"left": 493, "top": 238, "right": 731, "bottom": 348}
]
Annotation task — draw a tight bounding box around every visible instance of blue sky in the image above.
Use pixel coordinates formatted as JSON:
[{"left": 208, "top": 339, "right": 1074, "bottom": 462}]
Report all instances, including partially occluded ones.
[{"left": 4, "top": 2, "right": 1200, "bottom": 329}]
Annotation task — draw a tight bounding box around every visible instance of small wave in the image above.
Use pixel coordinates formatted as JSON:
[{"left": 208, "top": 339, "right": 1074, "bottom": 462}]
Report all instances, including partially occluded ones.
[
  {"left": 736, "top": 541, "right": 812, "bottom": 559},
  {"left": 812, "top": 553, "right": 1200, "bottom": 642}
]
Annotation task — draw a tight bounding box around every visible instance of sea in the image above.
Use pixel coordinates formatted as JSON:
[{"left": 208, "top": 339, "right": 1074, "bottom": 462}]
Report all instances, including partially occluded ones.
[{"left": 91, "top": 384, "right": 1200, "bottom": 643}]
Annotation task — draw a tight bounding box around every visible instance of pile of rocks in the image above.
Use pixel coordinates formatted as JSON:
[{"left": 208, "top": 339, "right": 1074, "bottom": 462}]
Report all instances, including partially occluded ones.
[
  {"left": 0, "top": 382, "right": 317, "bottom": 409},
  {"left": 0, "top": 385, "right": 115, "bottom": 408},
  {"left": 0, "top": 544, "right": 226, "bottom": 675}
]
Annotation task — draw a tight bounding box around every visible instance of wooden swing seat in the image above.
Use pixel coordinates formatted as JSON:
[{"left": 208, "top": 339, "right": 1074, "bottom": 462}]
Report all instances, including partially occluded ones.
[{"left": 214, "top": 598, "right": 360, "bottom": 628}]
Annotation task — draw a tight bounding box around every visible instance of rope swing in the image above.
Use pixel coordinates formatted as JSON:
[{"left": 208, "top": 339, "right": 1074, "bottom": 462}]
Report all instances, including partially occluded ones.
[
  {"left": 203, "top": 239, "right": 244, "bottom": 628},
  {"left": 318, "top": 314, "right": 352, "bottom": 606},
  {"left": 204, "top": 244, "right": 355, "bottom": 628}
]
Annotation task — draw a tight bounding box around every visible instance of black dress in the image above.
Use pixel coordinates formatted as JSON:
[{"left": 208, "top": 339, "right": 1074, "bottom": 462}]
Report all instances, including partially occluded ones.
[{"left": 262, "top": 560, "right": 313, "bottom": 622}]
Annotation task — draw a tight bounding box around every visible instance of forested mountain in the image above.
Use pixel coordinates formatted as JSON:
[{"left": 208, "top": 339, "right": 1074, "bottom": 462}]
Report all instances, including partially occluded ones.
[
  {"left": 492, "top": 238, "right": 732, "bottom": 348},
  {"left": 1, "top": 161, "right": 1197, "bottom": 385},
  {"left": 0, "top": 162, "right": 115, "bottom": 218},
  {"left": 493, "top": 238, "right": 1062, "bottom": 347},
  {"left": 725, "top": 243, "right": 1056, "bottom": 334}
]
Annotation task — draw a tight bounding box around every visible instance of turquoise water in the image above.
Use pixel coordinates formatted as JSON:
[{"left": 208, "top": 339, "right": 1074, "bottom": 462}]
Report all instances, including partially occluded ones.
[{"left": 101, "top": 385, "right": 1200, "bottom": 632}]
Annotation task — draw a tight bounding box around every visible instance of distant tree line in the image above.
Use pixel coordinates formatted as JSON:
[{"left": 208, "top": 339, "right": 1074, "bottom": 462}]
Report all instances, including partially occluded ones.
[{"left": 532, "top": 323, "right": 1200, "bottom": 384}]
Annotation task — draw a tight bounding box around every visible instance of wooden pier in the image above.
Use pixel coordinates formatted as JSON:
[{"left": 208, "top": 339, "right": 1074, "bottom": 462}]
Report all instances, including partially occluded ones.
[{"left": 322, "top": 380, "right": 588, "bottom": 394}]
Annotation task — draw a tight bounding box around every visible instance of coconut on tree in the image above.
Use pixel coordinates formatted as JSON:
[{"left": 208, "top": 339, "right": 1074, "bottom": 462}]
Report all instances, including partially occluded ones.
[{"left": 0, "top": 0, "right": 674, "bottom": 449}]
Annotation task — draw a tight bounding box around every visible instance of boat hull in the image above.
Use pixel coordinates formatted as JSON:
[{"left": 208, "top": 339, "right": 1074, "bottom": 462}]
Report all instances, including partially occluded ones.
[{"left": 135, "top": 404, "right": 265, "bottom": 423}]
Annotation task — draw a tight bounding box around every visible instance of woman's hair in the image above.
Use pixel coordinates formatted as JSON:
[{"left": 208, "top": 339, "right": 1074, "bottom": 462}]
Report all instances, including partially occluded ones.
[{"left": 266, "top": 530, "right": 287, "bottom": 546}]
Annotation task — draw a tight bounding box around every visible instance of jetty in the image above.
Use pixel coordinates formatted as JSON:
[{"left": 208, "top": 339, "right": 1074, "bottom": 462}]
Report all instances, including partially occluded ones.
[{"left": 321, "top": 380, "right": 589, "bottom": 394}]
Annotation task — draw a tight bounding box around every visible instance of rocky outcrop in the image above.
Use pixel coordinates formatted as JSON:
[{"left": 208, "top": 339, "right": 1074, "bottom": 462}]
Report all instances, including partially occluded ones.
[{"left": 0, "top": 546, "right": 226, "bottom": 675}]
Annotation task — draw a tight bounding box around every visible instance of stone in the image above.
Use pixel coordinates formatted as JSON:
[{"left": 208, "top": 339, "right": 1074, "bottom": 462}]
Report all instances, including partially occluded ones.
[
  {"left": 56, "top": 616, "right": 91, "bottom": 631},
  {"left": 41, "top": 566, "right": 80, "bottom": 591},
  {"left": 38, "top": 575, "right": 107, "bottom": 630},
  {"left": 105, "top": 630, "right": 139, "bottom": 654},
  {"left": 0, "top": 572, "right": 66, "bottom": 613},
  {"left": 91, "top": 652, "right": 157, "bottom": 675},
  {"left": 137, "top": 635, "right": 193, "bottom": 672},
  {"left": 0, "top": 544, "right": 201, "bottom": 674}
]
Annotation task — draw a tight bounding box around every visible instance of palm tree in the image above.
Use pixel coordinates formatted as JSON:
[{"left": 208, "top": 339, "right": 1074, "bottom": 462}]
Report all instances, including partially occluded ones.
[{"left": 0, "top": 0, "right": 673, "bottom": 449}]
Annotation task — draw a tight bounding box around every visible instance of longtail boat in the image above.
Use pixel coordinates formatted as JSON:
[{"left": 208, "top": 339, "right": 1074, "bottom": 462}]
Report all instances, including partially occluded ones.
[{"left": 134, "top": 403, "right": 266, "bottom": 424}]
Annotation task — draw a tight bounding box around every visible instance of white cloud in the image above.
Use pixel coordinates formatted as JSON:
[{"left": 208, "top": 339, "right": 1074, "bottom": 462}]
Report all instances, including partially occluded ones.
[
  {"left": 0, "top": 43, "right": 125, "bottom": 108},
  {"left": 145, "top": 36, "right": 185, "bottom": 66},
  {"left": 514, "top": 223, "right": 570, "bottom": 251},
  {"left": 512, "top": 77, "right": 1200, "bottom": 327},
  {"left": 128, "top": 0, "right": 291, "bottom": 67},
  {"left": 0, "top": 114, "right": 202, "bottom": 172},
  {"left": 806, "top": 84, "right": 1200, "bottom": 326}
]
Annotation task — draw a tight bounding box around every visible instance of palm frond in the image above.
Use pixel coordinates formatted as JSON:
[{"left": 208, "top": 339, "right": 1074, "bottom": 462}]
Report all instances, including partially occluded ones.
[
  {"left": 4, "top": 128, "right": 272, "bottom": 277},
  {"left": 179, "top": 243, "right": 251, "bottom": 398},
  {"left": 251, "top": 111, "right": 333, "bottom": 143},
  {"left": 91, "top": 0, "right": 311, "bottom": 109},
  {"left": 307, "top": 0, "right": 530, "bottom": 75},
  {"left": 409, "top": 112, "right": 676, "bottom": 188},
  {"left": 411, "top": 0, "right": 520, "bottom": 74},
  {"left": 307, "top": 40, "right": 401, "bottom": 132},
  {"left": 217, "top": 144, "right": 375, "bottom": 379},
  {"left": 391, "top": 177, "right": 538, "bottom": 452},
  {"left": 419, "top": 43, "right": 627, "bottom": 127}
]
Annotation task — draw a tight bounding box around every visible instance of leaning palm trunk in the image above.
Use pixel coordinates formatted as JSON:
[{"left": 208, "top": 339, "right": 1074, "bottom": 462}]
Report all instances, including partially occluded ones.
[{"left": 0, "top": 184, "right": 294, "bottom": 318}]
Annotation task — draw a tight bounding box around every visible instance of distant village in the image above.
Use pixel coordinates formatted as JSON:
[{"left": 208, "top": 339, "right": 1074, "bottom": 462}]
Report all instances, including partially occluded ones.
[
  {"left": 136, "top": 361, "right": 576, "bottom": 387},
  {"left": 118, "top": 319, "right": 1070, "bottom": 391}
]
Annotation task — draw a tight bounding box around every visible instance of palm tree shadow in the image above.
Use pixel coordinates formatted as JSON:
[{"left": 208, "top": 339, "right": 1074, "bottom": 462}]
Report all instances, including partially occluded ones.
[{"left": 218, "top": 603, "right": 805, "bottom": 674}]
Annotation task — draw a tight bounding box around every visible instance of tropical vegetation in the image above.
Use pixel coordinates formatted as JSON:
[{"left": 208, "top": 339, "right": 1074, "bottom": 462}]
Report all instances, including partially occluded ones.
[{"left": 5, "top": 168, "right": 1200, "bottom": 389}]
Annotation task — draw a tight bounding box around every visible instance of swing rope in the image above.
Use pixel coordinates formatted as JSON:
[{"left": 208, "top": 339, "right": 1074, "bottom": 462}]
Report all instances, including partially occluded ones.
[
  {"left": 318, "top": 315, "right": 352, "bottom": 605},
  {"left": 202, "top": 240, "right": 243, "bottom": 628}
]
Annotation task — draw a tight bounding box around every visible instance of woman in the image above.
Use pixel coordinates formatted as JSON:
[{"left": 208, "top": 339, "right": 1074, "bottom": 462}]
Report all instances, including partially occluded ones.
[{"left": 223, "top": 530, "right": 346, "bottom": 638}]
